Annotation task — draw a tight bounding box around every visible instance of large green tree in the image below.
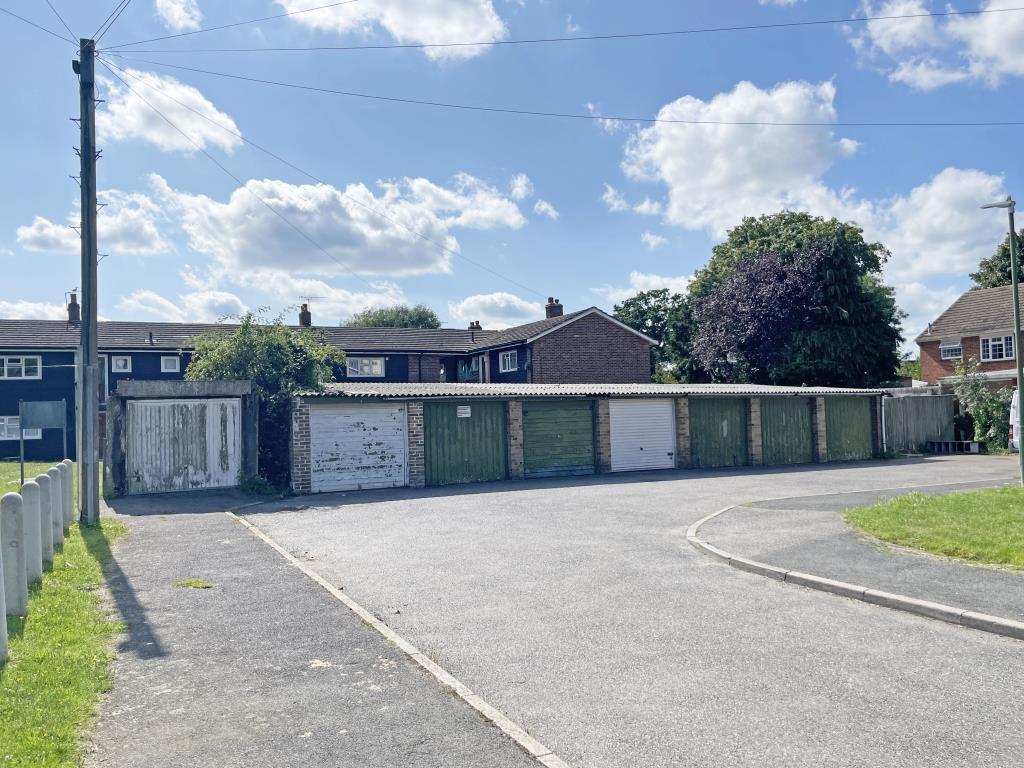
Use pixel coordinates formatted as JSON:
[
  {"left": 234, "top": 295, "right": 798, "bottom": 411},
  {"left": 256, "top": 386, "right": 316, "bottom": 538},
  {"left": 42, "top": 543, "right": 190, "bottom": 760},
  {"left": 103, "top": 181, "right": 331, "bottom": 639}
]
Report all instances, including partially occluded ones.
[
  {"left": 690, "top": 212, "right": 904, "bottom": 387},
  {"left": 186, "top": 312, "right": 345, "bottom": 487},
  {"left": 343, "top": 304, "right": 441, "bottom": 329},
  {"left": 970, "top": 230, "right": 1024, "bottom": 288}
]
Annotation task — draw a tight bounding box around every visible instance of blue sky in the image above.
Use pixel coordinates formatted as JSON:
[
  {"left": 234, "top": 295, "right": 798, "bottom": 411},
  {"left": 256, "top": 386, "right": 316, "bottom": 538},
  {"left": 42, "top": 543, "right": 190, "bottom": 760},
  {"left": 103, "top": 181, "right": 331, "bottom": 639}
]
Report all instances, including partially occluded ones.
[{"left": 2, "top": 0, "right": 1022, "bottom": 347}]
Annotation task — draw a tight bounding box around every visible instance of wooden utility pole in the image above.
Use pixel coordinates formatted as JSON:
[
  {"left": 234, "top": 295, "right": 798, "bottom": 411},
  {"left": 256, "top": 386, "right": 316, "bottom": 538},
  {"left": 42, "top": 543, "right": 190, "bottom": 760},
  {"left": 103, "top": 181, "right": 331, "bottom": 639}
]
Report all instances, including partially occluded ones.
[{"left": 75, "top": 39, "right": 100, "bottom": 523}]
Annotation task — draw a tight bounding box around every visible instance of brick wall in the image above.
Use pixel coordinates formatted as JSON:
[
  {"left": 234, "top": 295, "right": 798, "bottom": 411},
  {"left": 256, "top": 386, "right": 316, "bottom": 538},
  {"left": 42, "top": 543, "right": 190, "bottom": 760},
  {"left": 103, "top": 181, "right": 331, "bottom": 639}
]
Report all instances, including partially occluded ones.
[
  {"left": 675, "top": 397, "right": 691, "bottom": 468},
  {"left": 748, "top": 398, "right": 763, "bottom": 465},
  {"left": 530, "top": 313, "right": 651, "bottom": 383},
  {"left": 506, "top": 400, "right": 524, "bottom": 480},
  {"left": 813, "top": 397, "right": 828, "bottom": 463},
  {"left": 408, "top": 354, "right": 443, "bottom": 383},
  {"left": 290, "top": 398, "right": 311, "bottom": 494},
  {"left": 595, "top": 398, "right": 611, "bottom": 472},
  {"left": 407, "top": 401, "right": 425, "bottom": 488},
  {"left": 920, "top": 337, "right": 1019, "bottom": 386}
]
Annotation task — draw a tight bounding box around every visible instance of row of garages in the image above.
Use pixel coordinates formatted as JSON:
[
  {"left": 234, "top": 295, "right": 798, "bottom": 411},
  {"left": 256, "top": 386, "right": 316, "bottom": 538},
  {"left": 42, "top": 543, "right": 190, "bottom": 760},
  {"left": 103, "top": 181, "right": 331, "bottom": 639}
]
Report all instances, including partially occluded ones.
[{"left": 289, "top": 384, "right": 882, "bottom": 495}]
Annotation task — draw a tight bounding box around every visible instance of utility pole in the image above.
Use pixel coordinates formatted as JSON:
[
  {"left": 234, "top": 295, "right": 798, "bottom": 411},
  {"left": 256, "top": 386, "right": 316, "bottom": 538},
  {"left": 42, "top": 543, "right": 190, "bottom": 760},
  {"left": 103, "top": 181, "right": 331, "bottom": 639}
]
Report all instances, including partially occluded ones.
[{"left": 74, "top": 39, "right": 100, "bottom": 523}]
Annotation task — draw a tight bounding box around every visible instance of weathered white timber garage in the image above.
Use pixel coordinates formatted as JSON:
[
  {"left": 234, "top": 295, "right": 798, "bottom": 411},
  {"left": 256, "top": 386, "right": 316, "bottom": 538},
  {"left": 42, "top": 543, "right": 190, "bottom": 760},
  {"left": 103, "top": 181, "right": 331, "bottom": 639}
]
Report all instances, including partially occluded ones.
[{"left": 290, "top": 383, "right": 884, "bottom": 496}]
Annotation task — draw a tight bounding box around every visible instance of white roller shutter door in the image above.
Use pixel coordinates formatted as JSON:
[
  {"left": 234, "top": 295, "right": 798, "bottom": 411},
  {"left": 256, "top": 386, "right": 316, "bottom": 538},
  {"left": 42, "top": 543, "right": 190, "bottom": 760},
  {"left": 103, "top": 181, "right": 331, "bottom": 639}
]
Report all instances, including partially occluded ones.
[
  {"left": 310, "top": 403, "right": 408, "bottom": 492},
  {"left": 609, "top": 399, "right": 676, "bottom": 472}
]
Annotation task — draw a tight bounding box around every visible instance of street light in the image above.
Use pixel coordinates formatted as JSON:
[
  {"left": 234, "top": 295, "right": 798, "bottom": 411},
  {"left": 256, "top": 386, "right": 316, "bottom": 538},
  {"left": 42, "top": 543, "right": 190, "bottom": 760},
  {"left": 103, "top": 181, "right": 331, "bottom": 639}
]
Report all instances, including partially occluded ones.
[{"left": 981, "top": 196, "right": 1024, "bottom": 487}]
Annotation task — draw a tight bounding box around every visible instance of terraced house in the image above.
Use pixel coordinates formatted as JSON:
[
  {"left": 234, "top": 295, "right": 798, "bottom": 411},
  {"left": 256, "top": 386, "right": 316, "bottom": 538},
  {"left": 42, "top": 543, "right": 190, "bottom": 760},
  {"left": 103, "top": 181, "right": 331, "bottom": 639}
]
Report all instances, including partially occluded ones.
[{"left": 0, "top": 295, "right": 656, "bottom": 459}]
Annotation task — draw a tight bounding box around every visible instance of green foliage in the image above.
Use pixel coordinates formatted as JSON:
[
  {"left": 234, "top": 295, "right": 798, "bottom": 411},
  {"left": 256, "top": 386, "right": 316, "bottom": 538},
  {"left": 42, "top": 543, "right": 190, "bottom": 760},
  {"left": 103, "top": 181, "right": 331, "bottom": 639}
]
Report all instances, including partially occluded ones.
[
  {"left": 343, "top": 303, "right": 441, "bottom": 329},
  {"left": 951, "top": 357, "right": 1013, "bottom": 450},
  {"left": 970, "top": 230, "right": 1023, "bottom": 288},
  {"left": 186, "top": 311, "right": 344, "bottom": 486},
  {"left": 690, "top": 214, "right": 904, "bottom": 387},
  {"left": 845, "top": 487, "right": 1024, "bottom": 569},
  {"left": 1, "top": 520, "right": 127, "bottom": 767},
  {"left": 898, "top": 356, "right": 921, "bottom": 380},
  {"left": 175, "top": 578, "right": 215, "bottom": 589},
  {"left": 613, "top": 289, "right": 708, "bottom": 382}
]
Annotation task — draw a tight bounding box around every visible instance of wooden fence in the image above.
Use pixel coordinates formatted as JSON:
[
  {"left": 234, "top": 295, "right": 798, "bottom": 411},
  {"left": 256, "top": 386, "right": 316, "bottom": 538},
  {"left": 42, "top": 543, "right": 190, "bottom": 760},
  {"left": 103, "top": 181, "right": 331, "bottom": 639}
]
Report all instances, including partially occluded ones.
[{"left": 882, "top": 395, "right": 954, "bottom": 453}]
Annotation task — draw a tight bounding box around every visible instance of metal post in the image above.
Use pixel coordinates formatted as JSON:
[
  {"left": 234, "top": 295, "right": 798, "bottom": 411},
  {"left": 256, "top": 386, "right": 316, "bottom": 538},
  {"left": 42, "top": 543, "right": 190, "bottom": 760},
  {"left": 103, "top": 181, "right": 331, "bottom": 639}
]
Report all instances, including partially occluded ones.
[
  {"left": 77, "top": 39, "right": 100, "bottom": 523},
  {"left": 18, "top": 400, "right": 24, "bottom": 487},
  {"left": 1007, "top": 204, "right": 1024, "bottom": 487}
]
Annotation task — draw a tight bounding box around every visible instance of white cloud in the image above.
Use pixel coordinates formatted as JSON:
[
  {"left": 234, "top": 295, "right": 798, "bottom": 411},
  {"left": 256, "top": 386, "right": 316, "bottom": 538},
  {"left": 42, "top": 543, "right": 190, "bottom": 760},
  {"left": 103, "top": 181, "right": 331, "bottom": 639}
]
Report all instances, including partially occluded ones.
[
  {"left": 15, "top": 189, "right": 171, "bottom": 256},
  {"left": 150, "top": 171, "right": 527, "bottom": 278},
  {"left": 448, "top": 291, "right": 543, "bottom": 329},
  {"left": 509, "top": 173, "right": 533, "bottom": 200},
  {"left": 585, "top": 103, "right": 628, "bottom": 134},
  {"left": 275, "top": 0, "right": 508, "bottom": 60},
  {"left": 634, "top": 198, "right": 663, "bottom": 216},
  {"left": 640, "top": 232, "right": 668, "bottom": 250},
  {"left": 602, "top": 184, "right": 630, "bottom": 213},
  {"left": 0, "top": 248, "right": 13, "bottom": 258},
  {"left": 119, "top": 289, "right": 248, "bottom": 322},
  {"left": 97, "top": 69, "right": 241, "bottom": 154},
  {"left": 566, "top": 14, "right": 581, "bottom": 33},
  {"left": 889, "top": 57, "right": 971, "bottom": 90},
  {"left": 533, "top": 199, "right": 559, "bottom": 220},
  {"left": 594, "top": 271, "right": 692, "bottom": 304},
  {"left": 622, "top": 80, "right": 858, "bottom": 236},
  {"left": 895, "top": 282, "right": 963, "bottom": 345},
  {"left": 0, "top": 300, "right": 70, "bottom": 320},
  {"left": 239, "top": 272, "right": 406, "bottom": 325},
  {"left": 154, "top": 0, "right": 202, "bottom": 32}
]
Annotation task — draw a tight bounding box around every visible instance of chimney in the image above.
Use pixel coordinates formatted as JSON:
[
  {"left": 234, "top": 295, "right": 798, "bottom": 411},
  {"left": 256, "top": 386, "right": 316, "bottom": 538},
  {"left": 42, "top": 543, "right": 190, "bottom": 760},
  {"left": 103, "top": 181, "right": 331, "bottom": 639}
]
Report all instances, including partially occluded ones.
[
  {"left": 299, "top": 303, "right": 312, "bottom": 327},
  {"left": 467, "top": 320, "right": 482, "bottom": 330},
  {"left": 67, "top": 291, "right": 81, "bottom": 324},
  {"left": 545, "top": 297, "right": 563, "bottom": 319}
]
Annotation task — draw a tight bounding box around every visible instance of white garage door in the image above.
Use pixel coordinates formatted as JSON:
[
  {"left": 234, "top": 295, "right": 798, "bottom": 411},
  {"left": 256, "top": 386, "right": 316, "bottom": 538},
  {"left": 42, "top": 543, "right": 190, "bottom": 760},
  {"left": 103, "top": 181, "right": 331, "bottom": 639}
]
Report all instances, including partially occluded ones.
[
  {"left": 609, "top": 399, "right": 676, "bottom": 472},
  {"left": 310, "top": 403, "right": 408, "bottom": 492}
]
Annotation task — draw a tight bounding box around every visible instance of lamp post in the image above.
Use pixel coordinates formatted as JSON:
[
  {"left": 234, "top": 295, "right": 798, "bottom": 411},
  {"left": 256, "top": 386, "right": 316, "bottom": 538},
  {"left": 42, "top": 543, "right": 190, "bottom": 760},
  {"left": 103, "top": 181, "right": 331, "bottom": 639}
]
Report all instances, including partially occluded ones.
[{"left": 981, "top": 196, "right": 1024, "bottom": 487}]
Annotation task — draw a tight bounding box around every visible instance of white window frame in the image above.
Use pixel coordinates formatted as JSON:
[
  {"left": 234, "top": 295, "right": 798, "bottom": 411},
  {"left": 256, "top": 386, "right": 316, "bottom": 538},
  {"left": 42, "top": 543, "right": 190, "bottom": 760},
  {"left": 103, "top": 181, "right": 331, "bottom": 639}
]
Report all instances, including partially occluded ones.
[
  {"left": 939, "top": 343, "right": 962, "bottom": 361},
  {"left": 347, "top": 356, "right": 385, "bottom": 378},
  {"left": 161, "top": 355, "right": 181, "bottom": 373},
  {"left": 980, "top": 334, "right": 1015, "bottom": 362},
  {"left": 0, "top": 355, "right": 42, "bottom": 380},
  {"left": 499, "top": 349, "right": 518, "bottom": 373},
  {"left": 0, "top": 416, "right": 41, "bottom": 441},
  {"left": 111, "top": 355, "right": 132, "bottom": 373}
]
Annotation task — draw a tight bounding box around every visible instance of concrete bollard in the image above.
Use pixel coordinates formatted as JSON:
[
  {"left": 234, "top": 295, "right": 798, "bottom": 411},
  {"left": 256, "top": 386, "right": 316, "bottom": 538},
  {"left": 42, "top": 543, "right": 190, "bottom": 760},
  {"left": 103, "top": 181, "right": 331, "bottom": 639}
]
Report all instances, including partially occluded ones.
[
  {"left": 36, "top": 474, "right": 54, "bottom": 567},
  {"left": 0, "top": 518, "right": 6, "bottom": 664},
  {"left": 20, "top": 481, "right": 43, "bottom": 583},
  {"left": 2, "top": 493, "right": 28, "bottom": 617},
  {"left": 47, "top": 468, "right": 64, "bottom": 549},
  {"left": 61, "top": 459, "right": 74, "bottom": 528}
]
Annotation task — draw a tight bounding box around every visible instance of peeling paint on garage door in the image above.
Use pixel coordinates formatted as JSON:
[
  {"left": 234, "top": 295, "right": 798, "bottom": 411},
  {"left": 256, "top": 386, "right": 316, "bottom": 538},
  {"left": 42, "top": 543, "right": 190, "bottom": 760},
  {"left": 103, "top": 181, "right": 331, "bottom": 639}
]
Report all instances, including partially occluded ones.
[
  {"left": 127, "top": 398, "right": 241, "bottom": 494},
  {"left": 310, "top": 403, "right": 408, "bottom": 492}
]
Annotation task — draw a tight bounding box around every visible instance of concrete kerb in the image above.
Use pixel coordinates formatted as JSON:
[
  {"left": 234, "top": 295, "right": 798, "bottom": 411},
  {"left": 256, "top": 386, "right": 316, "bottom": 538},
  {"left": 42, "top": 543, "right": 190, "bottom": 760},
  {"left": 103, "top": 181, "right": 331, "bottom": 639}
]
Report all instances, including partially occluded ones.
[
  {"left": 687, "top": 505, "right": 1024, "bottom": 642},
  {"left": 223, "top": 505, "right": 574, "bottom": 768}
]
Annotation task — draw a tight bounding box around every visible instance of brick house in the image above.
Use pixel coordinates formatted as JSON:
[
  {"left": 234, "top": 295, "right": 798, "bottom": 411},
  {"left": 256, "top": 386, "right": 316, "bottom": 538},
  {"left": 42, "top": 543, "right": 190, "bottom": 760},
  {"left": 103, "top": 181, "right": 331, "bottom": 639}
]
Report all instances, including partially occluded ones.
[{"left": 916, "top": 284, "right": 1022, "bottom": 387}]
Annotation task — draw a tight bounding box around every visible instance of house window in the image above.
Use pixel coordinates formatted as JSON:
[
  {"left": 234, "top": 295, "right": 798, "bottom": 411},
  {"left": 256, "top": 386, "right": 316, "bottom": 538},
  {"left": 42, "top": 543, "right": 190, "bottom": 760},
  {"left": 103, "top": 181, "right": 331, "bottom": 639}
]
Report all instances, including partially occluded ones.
[
  {"left": 499, "top": 350, "right": 518, "bottom": 373},
  {"left": 980, "top": 335, "right": 1015, "bottom": 362},
  {"left": 939, "top": 343, "right": 962, "bottom": 361},
  {"left": 0, "top": 416, "right": 41, "bottom": 441},
  {"left": 161, "top": 356, "right": 181, "bottom": 373},
  {"left": 0, "top": 356, "right": 42, "bottom": 380},
  {"left": 111, "top": 355, "right": 132, "bottom": 373},
  {"left": 347, "top": 357, "right": 385, "bottom": 378}
]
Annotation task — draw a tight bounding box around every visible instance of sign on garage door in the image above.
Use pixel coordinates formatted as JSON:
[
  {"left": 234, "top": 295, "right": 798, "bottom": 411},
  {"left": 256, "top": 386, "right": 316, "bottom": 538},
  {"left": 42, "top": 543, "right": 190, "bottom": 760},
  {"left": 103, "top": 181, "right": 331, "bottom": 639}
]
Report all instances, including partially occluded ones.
[
  {"left": 609, "top": 399, "right": 675, "bottom": 472},
  {"left": 424, "top": 401, "right": 506, "bottom": 486},
  {"left": 310, "top": 403, "right": 408, "bottom": 492},
  {"left": 127, "top": 398, "right": 241, "bottom": 494}
]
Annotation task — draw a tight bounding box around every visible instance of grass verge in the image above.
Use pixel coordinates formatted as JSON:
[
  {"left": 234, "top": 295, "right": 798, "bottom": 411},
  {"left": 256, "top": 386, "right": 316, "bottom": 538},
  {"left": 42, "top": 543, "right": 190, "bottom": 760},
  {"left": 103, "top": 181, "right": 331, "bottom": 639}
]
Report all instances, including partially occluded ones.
[
  {"left": 1, "top": 519, "right": 127, "bottom": 767},
  {"left": 845, "top": 487, "right": 1024, "bottom": 569}
]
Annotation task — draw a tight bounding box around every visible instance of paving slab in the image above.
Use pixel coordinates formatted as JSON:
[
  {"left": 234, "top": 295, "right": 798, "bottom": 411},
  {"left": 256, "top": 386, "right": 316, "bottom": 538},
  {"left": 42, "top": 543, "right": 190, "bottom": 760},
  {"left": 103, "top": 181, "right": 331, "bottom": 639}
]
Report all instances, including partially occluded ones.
[
  {"left": 87, "top": 492, "right": 537, "bottom": 768},
  {"left": 701, "top": 479, "right": 1024, "bottom": 621}
]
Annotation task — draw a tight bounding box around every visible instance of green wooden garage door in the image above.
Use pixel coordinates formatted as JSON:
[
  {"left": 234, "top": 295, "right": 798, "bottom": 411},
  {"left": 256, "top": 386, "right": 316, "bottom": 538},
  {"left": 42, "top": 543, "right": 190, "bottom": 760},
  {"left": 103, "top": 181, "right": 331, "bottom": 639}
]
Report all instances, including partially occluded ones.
[
  {"left": 522, "top": 400, "right": 595, "bottom": 478},
  {"left": 761, "top": 397, "right": 814, "bottom": 466},
  {"left": 424, "top": 401, "right": 506, "bottom": 486},
  {"left": 690, "top": 397, "right": 748, "bottom": 468},
  {"left": 826, "top": 396, "right": 874, "bottom": 461}
]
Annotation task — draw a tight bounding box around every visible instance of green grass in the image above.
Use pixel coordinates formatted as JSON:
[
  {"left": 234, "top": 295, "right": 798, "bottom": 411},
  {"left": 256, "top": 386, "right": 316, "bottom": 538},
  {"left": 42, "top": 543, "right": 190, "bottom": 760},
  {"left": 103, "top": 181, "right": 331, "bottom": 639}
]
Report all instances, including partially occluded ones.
[
  {"left": 845, "top": 487, "right": 1024, "bottom": 569},
  {"left": 174, "top": 578, "right": 214, "bottom": 589},
  {"left": 1, "top": 520, "right": 127, "bottom": 767},
  {"left": 0, "top": 461, "right": 71, "bottom": 497}
]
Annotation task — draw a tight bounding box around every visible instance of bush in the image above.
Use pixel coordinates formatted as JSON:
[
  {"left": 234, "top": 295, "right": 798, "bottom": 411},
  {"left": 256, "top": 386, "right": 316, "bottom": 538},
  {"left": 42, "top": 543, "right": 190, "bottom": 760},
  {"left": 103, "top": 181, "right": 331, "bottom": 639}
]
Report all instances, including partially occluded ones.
[{"left": 951, "top": 357, "right": 1013, "bottom": 451}]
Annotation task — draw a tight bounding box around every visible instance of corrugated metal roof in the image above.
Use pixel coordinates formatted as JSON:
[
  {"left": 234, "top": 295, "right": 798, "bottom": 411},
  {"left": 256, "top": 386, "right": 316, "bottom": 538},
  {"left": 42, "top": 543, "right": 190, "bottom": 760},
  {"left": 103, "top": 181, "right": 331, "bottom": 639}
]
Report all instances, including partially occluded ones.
[
  {"left": 299, "top": 383, "right": 883, "bottom": 398},
  {"left": 915, "top": 284, "right": 1024, "bottom": 342}
]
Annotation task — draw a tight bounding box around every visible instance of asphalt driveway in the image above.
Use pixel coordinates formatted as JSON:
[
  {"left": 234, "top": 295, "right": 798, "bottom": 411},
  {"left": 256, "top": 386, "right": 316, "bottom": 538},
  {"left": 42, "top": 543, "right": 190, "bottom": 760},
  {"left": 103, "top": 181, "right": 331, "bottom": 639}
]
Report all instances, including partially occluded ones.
[{"left": 250, "top": 456, "right": 1024, "bottom": 768}]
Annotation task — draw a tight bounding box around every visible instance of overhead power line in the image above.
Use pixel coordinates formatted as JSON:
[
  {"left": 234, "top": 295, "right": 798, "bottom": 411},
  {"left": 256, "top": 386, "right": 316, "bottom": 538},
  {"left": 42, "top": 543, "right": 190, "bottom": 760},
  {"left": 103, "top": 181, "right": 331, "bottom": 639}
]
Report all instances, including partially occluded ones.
[
  {"left": 94, "top": 0, "right": 132, "bottom": 45},
  {"left": 0, "top": 6, "right": 77, "bottom": 45},
  {"left": 92, "top": 0, "right": 129, "bottom": 41},
  {"left": 105, "top": 56, "right": 1024, "bottom": 128},
  {"left": 101, "top": 5, "right": 1024, "bottom": 54},
  {"left": 44, "top": 0, "right": 77, "bottom": 43},
  {"left": 103, "top": 0, "right": 359, "bottom": 50},
  {"left": 98, "top": 58, "right": 545, "bottom": 300}
]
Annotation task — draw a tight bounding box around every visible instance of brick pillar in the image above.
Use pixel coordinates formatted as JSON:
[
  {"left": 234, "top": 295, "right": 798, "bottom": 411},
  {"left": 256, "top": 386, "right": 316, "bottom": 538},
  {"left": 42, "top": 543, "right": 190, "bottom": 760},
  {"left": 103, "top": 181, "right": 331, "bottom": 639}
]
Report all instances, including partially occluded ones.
[
  {"left": 506, "top": 400, "right": 524, "bottom": 480},
  {"left": 813, "top": 397, "right": 828, "bottom": 463},
  {"left": 872, "top": 395, "right": 883, "bottom": 456},
  {"left": 675, "top": 397, "right": 691, "bottom": 468},
  {"left": 290, "top": 398, "right": 312, "bottom": 494},
  {"left": 748, "top": 397, "right": 763, "bottom": 466},
  {"left": 595, "top": 398, "right": 612, "bottom": 473},
  {"left": 407, "top": 401, "right": 425, "bottom": 488}
]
